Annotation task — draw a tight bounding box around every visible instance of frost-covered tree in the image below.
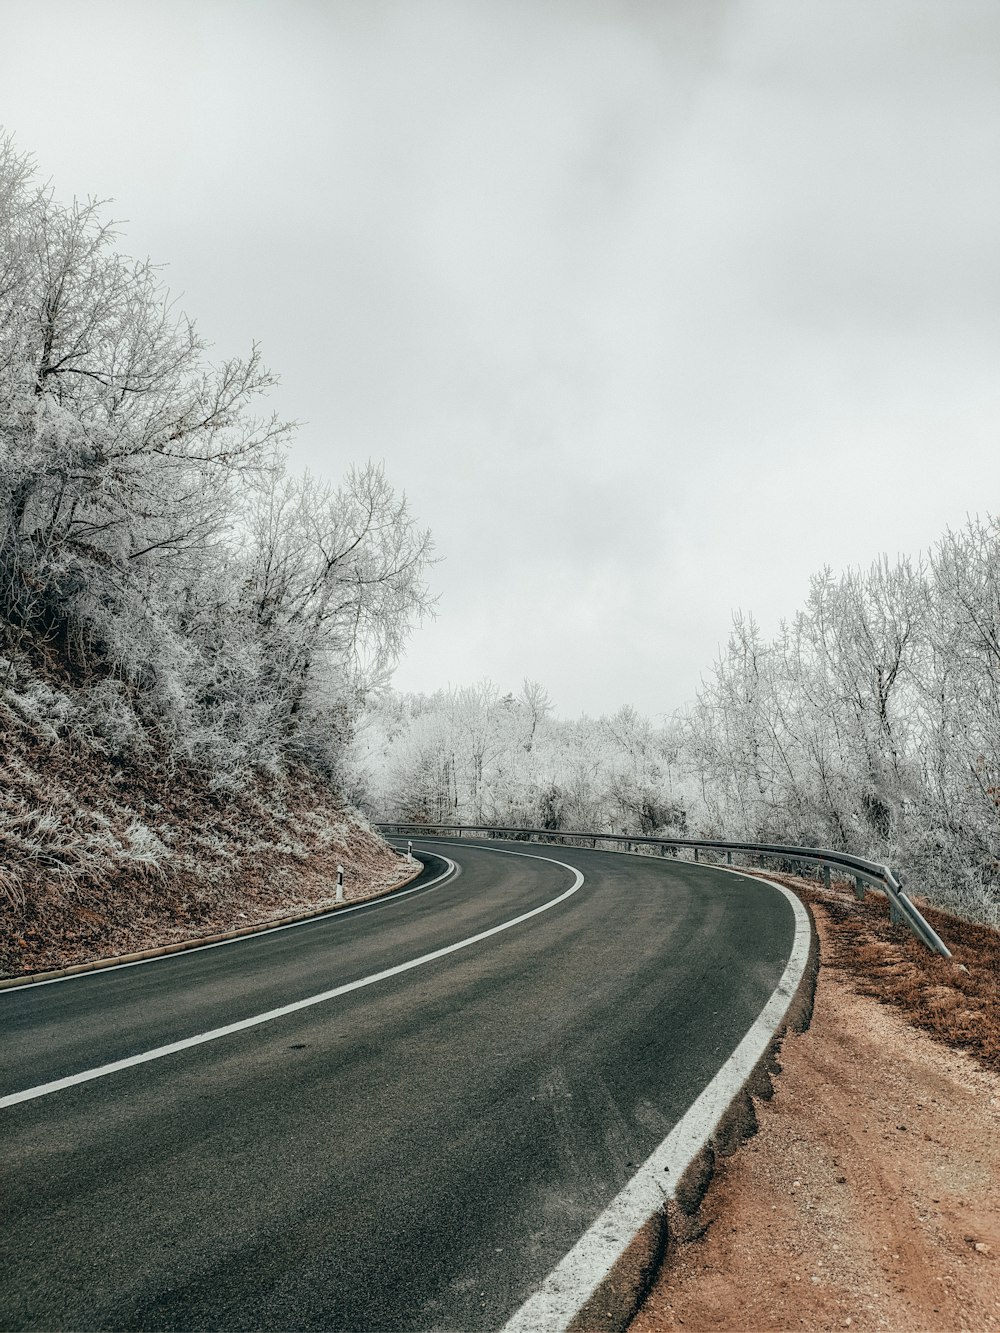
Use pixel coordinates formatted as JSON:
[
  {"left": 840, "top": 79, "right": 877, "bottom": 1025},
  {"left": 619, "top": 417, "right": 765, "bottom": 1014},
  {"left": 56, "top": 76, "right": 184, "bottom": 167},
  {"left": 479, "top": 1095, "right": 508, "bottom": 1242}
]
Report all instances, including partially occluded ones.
[
  {"left": 359, "top": 681, "right": 686, "bottom": 835},
  {"left": 680, "top": 540, "right": 1000, "bottom": 924},
  {"left": 0, "top": 135, "right": 434, "bottom": 786},
  {"left": 239, "top": 463, "right": 433, "bottom": 767},
  {"left": 0, "top": 137, "right": 288, "bottom": 665}
]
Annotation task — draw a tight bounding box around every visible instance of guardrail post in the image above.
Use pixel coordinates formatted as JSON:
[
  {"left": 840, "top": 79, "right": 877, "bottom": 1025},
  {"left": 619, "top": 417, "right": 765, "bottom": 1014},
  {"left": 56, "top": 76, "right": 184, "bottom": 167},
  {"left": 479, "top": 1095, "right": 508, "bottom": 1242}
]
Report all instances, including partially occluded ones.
[
  {"left": 823, "top": 864, "right": 831, "bottom": 891},
  {"left": 336, "top": 865, "right": 344, "bottom": 903},
  {"left": 727, "top": 849, "right": 732, "bottom": 864},
  {"left": 694, "top": 847, "right": 699, "bottom": 862},
  {"left": 853, "top": 876, "right": 866, "bottom": 901}
]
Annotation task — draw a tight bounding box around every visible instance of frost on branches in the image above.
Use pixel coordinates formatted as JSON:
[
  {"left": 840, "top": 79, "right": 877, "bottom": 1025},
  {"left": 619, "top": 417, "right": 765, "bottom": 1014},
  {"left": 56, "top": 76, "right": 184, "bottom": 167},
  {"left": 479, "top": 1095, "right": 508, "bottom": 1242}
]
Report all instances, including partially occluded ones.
[
  {"left": 357, "top": 529, "right": 1000, "bottom": 929},
  {"left": 0, "top": 134, "right": 434, "bottom": 786},
  {"left": 355, "top": 681, "right": 687, "bottom": 838}
]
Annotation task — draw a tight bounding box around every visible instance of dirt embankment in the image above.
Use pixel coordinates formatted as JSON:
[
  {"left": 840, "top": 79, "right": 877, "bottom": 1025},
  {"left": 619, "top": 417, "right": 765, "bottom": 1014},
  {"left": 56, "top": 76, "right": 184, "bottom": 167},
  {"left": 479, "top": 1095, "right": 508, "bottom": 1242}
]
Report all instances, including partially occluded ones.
[
  {"left": 0, "top": 700, "right": 408, "bottom": 980},
  {"left": 630, "top": 875, "right": 1000, "bottom": 1333}
]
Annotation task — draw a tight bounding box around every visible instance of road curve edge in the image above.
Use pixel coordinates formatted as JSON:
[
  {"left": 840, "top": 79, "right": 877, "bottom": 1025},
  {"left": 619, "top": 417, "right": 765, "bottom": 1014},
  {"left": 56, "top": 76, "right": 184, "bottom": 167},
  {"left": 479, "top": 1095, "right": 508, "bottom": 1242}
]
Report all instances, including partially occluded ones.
[{"left": 500, "top": 872, "right": 814, "bottom": 1333}]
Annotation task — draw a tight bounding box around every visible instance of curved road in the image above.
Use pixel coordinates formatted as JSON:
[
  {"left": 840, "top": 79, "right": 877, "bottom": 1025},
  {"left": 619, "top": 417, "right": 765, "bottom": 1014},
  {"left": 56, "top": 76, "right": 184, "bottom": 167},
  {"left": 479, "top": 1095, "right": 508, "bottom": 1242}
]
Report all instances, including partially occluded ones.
[{"left": 1, "top": 839, "right": 799, "bottom": 1331}]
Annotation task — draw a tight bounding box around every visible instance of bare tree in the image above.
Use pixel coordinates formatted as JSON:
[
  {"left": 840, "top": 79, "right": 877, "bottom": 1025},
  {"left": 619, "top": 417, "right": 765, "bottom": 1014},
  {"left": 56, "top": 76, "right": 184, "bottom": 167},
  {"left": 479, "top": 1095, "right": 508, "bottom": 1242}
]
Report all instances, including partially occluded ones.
[{"left": 0, "top": 136, "right": 435, "bottom": 794}]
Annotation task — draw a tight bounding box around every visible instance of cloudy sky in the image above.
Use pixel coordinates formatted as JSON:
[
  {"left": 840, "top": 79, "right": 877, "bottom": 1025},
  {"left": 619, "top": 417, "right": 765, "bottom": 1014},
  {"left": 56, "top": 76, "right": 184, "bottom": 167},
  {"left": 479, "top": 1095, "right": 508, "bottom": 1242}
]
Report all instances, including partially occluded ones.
[{"left": 3, "top": 0, "right": 998, "bottom": 717}]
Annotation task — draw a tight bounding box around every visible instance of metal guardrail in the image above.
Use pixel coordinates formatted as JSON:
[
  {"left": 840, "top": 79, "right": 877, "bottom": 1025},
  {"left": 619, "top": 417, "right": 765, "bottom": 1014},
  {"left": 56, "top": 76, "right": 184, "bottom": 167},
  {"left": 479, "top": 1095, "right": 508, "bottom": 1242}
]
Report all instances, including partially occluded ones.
[{"left": 376, "top": 822, "right": 951, "bottom": 958}]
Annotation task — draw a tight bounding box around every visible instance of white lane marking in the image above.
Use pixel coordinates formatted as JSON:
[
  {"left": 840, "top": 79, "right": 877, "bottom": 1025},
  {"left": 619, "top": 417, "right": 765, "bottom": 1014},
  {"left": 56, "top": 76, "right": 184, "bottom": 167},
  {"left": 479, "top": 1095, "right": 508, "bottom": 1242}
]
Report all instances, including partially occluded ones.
[
  {"left": 4, "top": 854, "right": 459, "bottom": 993},
  {"left": 1, "top": 850, "right": 584, "bottom": 1109},
  {"left": 501, "top": 872, "right": 811, "bottom": 1333}
]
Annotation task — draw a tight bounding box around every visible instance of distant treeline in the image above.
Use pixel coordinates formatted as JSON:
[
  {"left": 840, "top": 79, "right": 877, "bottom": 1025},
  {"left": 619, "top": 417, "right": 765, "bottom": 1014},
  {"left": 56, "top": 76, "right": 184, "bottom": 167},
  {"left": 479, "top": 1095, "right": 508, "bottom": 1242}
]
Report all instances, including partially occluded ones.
[
  {"left": 358, "top": 525, "right": 1000, "bottom": 926},
  {"left": 356, "top": 680, "right": 687, "bottom": 837}
]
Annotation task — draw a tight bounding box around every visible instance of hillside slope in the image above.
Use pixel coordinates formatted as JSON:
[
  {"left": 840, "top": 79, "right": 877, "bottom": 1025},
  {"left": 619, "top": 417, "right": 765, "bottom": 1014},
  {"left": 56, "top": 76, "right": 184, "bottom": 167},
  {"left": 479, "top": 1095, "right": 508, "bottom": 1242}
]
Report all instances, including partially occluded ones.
[{"left": 0, "top": 668, "right": 408, "bottom": 980}]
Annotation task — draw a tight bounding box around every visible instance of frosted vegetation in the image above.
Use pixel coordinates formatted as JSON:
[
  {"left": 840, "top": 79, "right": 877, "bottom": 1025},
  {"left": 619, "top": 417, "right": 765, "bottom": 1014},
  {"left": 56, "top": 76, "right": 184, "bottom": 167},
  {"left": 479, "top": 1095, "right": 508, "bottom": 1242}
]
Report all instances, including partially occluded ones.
[
  {"left": 357, "top": 681, "right": 686, "bottom": 839},
  {"left": 359, "top": 534, "right": 1000, "bottom": 927},
  {"left": 2, "top": 135, "right": 997, "bottom": 933},
  {"left": 0, "top": 135, "right": 434, "bottom": 955},
  {"left": 0, "top": 135, "right": 433, "bottom": 790}
]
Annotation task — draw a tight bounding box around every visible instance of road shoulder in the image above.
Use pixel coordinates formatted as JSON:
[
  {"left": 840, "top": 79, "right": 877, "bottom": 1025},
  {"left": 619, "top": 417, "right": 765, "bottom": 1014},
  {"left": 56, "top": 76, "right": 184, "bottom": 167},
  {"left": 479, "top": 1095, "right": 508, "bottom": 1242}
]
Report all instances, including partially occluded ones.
[{"left": 629, "top": 892, "right": 1000, "bottom": 1333}]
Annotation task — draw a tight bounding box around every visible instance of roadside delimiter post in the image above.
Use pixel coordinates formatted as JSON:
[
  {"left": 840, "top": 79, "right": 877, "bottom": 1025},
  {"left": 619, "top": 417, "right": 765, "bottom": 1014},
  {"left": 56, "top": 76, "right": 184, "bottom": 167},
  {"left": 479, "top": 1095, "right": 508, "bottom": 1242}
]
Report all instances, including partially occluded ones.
[{"left": 336, "top": 865, "right": 344, "bottom": 903}]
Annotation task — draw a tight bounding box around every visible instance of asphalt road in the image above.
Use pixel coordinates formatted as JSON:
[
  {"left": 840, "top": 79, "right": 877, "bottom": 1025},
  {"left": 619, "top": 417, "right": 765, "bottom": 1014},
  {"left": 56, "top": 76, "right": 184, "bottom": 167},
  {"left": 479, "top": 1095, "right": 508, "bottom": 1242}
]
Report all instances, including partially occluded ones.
[{"left": 1, "top": 839, "right": 797, "bottom": 1331}]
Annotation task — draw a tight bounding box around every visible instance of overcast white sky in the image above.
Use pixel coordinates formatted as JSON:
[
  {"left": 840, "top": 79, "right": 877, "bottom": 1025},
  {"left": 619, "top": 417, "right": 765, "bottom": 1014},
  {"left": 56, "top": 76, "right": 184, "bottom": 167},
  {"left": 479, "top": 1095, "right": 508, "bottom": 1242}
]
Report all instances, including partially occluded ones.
[{"left": 3, "top": 1, "right": 999, "bottom": 717}]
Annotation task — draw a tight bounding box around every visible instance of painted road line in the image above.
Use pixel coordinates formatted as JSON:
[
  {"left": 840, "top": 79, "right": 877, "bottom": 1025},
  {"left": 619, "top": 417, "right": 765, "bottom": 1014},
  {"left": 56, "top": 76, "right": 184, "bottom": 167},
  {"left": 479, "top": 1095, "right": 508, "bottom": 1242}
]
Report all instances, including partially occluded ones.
[
  {"left": 1, "top": 850, "right": 584, "bottom": 1109},
  {"left": 501, "top": 873, "right": 811, "bottom": 1333}
]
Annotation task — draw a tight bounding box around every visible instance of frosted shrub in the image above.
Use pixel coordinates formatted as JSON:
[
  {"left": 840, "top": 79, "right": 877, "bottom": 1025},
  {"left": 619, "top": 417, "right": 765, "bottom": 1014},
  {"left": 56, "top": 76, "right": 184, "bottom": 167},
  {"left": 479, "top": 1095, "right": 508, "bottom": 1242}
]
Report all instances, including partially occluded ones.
[
  {"left": 6, "top": 678, "right": 73, "bottom": 740},
  {"left": 74, "top": 681, "right": 150, "bottom": 760},
  {"left": 120, "top": 819, "right": 168, "bottom": 874}
]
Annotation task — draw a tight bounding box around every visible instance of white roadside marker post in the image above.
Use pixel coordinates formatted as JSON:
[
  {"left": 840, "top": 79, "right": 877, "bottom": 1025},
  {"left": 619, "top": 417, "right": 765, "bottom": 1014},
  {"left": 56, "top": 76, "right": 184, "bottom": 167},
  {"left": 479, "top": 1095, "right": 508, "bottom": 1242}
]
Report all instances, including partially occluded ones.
[
  {"left": 407, "top": 840, "right": 413, "bottom": 862},
  {"left": 336, "top": 865, "right": 344, "bottom": 903}
]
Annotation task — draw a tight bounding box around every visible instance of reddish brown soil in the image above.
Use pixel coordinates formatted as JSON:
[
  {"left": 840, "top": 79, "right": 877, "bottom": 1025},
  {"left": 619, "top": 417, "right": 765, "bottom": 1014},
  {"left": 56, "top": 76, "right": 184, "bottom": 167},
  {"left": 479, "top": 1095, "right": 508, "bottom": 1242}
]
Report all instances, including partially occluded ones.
[{"left": 629, "top": 879, "right": 1000, "bottom": 1333}]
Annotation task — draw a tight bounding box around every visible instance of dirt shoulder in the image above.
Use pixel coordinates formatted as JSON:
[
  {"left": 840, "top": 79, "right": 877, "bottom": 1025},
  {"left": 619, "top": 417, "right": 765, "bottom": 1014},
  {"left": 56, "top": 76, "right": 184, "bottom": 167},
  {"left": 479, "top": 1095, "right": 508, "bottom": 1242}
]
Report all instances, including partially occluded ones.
[{"left": 629, "top": 877, "right": 1000, "bottom": 1333}]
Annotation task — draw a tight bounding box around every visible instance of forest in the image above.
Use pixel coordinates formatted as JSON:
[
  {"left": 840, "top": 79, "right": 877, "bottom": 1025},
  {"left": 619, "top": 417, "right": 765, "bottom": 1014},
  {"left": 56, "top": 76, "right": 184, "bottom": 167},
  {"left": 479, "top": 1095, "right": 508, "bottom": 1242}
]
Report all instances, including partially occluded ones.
[
  {"left": 357, "top": 532, "right": 1000, "bottom": 928},
  {"left": 0, "top": 136, "right": 433, "bottom": 970},
  {"left": 2, "top": 133, "right": 998, "bottom": 954},
  {"left": 0, "top": 136, "right": 433, "bottom": 779}
]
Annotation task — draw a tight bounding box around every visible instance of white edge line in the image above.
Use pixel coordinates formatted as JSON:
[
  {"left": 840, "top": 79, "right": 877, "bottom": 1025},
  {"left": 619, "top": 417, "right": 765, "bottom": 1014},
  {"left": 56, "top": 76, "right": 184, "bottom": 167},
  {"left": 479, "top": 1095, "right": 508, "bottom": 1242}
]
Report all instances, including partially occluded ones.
[
  {"left": 1, "top": 846, "right": 584, "bottom": 1109},
  {"left": 4, "top": 852, "right": 460, "bottom": 993},
  {"left": 500, "top": 870, "right": 812, "bottom": 1333}
]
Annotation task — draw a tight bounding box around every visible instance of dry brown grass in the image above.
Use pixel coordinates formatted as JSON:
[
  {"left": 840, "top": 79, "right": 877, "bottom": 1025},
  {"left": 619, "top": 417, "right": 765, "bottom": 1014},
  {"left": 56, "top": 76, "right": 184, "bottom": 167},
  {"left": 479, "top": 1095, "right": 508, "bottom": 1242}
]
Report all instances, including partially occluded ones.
[{"left": 741, "top": 868, "right": 1000, "bottom": 1073}]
